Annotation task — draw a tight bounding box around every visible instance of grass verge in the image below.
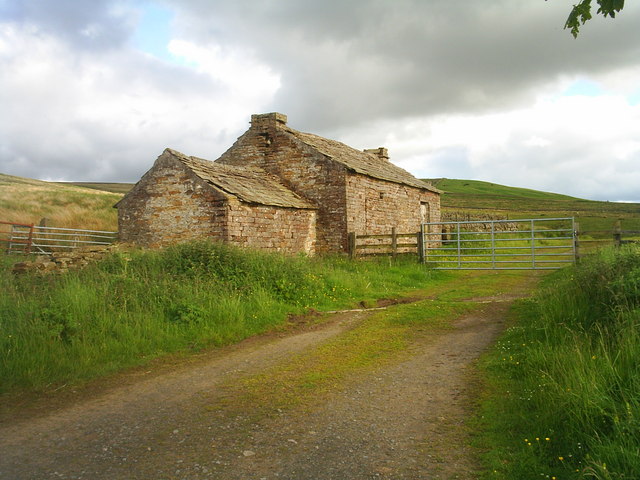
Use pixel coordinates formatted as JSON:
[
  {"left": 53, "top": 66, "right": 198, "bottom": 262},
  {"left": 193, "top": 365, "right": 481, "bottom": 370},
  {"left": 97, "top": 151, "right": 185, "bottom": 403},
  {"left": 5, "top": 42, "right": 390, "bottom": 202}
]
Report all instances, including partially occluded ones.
[
  {"left": 475, "top": 245, "right": 640, "bottom": 479},
  {"left": 1, "top": 240, "right": 451, "bottom": 396}
]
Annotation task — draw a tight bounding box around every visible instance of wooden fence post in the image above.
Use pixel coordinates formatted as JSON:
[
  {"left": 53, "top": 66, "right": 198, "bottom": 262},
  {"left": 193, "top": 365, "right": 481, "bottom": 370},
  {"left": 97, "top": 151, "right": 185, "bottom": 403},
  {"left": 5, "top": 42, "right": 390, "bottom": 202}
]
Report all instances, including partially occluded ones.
[
  {"left": 613, "top": 220, "right": 622, "bottom": 248},
  {"left": 348, "top": 232, "right": 356, "bottom": 259},
  {"left": 417, "top": 227, "right": 425, "bottom": 264},
  {"left": 391, "top": 227, "right": 397, "bottom": 258}
]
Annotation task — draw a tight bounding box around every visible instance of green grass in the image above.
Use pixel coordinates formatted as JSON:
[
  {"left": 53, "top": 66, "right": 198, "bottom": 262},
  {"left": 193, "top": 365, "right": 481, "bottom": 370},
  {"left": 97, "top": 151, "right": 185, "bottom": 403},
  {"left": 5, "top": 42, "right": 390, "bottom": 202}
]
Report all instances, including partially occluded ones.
[
  {"left": 430, "top": 178, "right": 576, "bottom": 200},
  {"left": 428, "top": 178, "right": 640, "bottom": 236},
  {"left": 0, "top": 240, "right": 449, "bottom": 396},
  {"left": 476, "top": 245, "right": 640, "bottom": 479}
]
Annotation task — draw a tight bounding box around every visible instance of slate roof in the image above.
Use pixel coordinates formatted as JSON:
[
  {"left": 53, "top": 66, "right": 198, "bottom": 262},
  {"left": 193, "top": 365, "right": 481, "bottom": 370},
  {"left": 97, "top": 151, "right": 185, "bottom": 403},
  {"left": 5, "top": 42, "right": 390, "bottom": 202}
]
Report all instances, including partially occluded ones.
[
  {"left": 167, "top": 149, "right": 315, "bottom": 209},
  {"left": 285, "top": 129, "right": 441, "bottom": 193}
]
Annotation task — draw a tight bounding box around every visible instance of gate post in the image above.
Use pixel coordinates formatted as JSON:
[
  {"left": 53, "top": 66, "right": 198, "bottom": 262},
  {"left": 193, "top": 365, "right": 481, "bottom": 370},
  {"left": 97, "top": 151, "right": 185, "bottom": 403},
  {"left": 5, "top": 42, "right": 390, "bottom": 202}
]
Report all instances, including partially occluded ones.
[
  {"left": 418, "top": 226, "right": 425, "bottom": 264},
  {"left": 574, "top": 222, "right": 580, "bottom": 262},
  {"left": 348, "top": 232, "right": 357, "bottom": 259},
  {"left": 391, "top": 227, "right": 397, "bottom": 258},
  {"left": 613, "top": 220, "right": 622, "bottom": 248}
]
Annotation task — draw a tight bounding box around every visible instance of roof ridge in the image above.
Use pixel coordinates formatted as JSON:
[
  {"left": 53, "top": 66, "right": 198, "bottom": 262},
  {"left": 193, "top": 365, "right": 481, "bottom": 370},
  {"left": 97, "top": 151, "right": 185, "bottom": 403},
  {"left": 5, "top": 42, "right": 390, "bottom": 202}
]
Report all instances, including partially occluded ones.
[
  {"left": 280, "top": 129, "right": 440, "bottom": 193},
  {"left": 165, "top": 148, "right": 315, "bottom": 209}
]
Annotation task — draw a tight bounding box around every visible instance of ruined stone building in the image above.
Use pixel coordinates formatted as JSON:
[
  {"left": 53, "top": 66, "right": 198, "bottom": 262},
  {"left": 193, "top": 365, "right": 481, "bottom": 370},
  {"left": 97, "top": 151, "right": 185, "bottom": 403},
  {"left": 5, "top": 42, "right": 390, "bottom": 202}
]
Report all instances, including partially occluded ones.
[{"left": 116, "top": 113, "right": 441, "bottom": 255}]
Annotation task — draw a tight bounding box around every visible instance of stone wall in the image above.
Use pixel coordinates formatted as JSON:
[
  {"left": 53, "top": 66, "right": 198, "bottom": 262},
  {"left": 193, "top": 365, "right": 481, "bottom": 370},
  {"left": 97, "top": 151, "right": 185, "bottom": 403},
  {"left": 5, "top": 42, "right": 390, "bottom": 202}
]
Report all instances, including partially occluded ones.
[
  {"left": 118, "top": 151, "right": 316, "bottom": 254},
  {"left": 13, "top": 245, "right": 114, "bottom": 274},
  {"left": 118, "top": 153, "right": 227, "bottom": 247},
  {"left": 345, "top": 173, "right": 441, "bottom": 236},
  {"left": 266, "top": 137, "right": 348, "bottom": 253},
  {"left": 226, "top": 198, "right": 316, "bottom": 254},
  {"left": 218, "top": 120, "right": 348, "bottom": 253}
]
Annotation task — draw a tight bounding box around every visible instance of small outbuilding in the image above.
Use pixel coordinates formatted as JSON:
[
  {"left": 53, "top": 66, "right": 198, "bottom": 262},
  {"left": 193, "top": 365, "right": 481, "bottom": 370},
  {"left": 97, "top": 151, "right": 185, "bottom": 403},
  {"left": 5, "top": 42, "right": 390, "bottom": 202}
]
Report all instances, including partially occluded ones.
[
  {"left": 116, "top": 149, "right": 317, "bottom": 253},
  {"left": 117, "top": 112, "right": 441, "bottom": 255}
]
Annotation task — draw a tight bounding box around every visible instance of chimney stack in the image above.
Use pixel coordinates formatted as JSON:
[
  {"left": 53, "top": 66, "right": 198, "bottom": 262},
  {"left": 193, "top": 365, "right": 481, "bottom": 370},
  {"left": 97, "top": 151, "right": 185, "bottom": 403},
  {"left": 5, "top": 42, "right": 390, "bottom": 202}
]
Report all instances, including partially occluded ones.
[
  {"left": 364, "top": 147, "right": 389, "bottom": 161},
  {"left": 251, "top": 112, "right": 287, "bottom": 131}
]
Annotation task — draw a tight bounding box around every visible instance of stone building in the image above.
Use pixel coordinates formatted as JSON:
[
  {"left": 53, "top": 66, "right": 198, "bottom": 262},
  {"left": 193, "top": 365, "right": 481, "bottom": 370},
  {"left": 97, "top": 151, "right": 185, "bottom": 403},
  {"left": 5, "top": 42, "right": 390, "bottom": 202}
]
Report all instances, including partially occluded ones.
[{"left": 117, "top": 112, "right": 440, "bottom": 255}]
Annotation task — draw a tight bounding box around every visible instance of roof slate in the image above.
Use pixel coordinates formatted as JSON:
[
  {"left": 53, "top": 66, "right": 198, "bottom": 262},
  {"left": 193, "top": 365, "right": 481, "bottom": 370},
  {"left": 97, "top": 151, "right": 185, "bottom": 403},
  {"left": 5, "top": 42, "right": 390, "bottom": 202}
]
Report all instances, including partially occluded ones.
[
  {"left": 166, "top": 149, "right": 315, "bottom": 209},
  {"left": 285, "top": 129, "right": 440, "bottom": 193}
]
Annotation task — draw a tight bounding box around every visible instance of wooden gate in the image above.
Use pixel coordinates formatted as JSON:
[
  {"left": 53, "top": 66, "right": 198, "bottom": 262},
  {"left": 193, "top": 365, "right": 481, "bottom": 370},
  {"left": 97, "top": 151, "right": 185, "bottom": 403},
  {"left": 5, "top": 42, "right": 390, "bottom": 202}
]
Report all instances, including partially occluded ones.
[{"left": 348, "top": 228, "right": 421, "bottom": 258}]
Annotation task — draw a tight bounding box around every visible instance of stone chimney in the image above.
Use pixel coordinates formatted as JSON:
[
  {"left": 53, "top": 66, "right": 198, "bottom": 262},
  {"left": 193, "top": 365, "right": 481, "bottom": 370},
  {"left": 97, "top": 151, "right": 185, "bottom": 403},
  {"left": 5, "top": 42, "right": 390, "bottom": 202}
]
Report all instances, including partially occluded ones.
[
  {"left": 251, "top": 112, "right": 288, "bottom": 131},
  {"left": 364, "top": 147, "right": 389, "bottom": 161}
]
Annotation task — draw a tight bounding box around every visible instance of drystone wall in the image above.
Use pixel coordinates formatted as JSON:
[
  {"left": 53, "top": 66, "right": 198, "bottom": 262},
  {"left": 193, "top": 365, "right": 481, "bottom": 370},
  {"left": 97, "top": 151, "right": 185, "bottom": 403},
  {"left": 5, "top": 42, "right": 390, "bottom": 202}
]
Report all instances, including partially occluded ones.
[
  {"left": 12, "top": 245, "right": 114, "bottom": 274},
  {"left": 440, "top": 212, "right": 519, "bottom": 233}
]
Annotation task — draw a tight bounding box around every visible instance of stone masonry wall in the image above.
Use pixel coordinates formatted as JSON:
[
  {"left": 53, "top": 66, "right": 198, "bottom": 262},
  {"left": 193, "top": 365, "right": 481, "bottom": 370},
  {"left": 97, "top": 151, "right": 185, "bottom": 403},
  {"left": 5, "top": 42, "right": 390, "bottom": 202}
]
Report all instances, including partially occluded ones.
[
  {"left": 118, "top": 154, "right": 228, "bottom": 247},
  {"left": 12, "top": 245, "right": 114, "bottom": 274},
  {"left": 266, "top": 137, "right": 347, "bottom": 254},
  {"left": 217, "top": 122, "right": 348, "bottom": 254},
  {"left": 345, "top": 173, "right": 441, "bottom": 236},
  {"left": 227, "top": 198, "right": 316, "bottom": 254}
]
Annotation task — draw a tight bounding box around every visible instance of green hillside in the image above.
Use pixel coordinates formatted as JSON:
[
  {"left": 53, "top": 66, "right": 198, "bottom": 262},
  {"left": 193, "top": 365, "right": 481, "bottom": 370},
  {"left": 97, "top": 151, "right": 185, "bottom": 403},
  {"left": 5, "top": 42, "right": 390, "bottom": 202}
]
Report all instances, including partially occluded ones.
[
  {"left": 2, "top": 170, "right": 638, "bottom": 237},
  {"left": 427, "top": 178, "right": 640, "bottom": 234},
  {"left": 431, "top": 178, "right": 577, "bottom": 200}
]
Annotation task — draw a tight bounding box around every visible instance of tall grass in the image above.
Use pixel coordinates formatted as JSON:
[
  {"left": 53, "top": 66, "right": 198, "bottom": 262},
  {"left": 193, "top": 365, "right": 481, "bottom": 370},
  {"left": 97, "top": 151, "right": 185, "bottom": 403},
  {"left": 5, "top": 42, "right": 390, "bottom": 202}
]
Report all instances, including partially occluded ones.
[
  {"left": 0, "top": 240, "right": 437, "bottom": 395},
  {"left": 0, "top": 173, "right": 121, "bottom": 231},
  {"left": 477, "top": 245, "right": 640, "bottom": 479}
]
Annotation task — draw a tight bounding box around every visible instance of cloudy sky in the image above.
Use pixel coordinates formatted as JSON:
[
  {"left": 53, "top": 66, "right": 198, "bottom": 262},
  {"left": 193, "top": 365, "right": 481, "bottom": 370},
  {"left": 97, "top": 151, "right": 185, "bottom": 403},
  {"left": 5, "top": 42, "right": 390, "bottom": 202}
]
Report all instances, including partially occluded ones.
[{"left": 1, "top": 1, "right": 639, "bottom": 201}]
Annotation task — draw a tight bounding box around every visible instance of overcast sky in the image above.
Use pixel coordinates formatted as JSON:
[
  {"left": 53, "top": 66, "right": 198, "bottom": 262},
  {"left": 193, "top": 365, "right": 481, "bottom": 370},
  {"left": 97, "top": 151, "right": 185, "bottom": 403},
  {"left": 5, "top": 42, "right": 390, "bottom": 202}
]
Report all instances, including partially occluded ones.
[{"left": 1, "top": 1, "right": 639, "bottom": 201}]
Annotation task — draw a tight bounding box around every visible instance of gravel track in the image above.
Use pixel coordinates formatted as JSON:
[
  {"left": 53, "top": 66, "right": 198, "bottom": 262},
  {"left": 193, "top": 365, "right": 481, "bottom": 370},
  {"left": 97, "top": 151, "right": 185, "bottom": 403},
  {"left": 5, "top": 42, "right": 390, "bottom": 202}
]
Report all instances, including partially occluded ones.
[{"left": 0, "top": 298, "right": 514, "bottom": 480}]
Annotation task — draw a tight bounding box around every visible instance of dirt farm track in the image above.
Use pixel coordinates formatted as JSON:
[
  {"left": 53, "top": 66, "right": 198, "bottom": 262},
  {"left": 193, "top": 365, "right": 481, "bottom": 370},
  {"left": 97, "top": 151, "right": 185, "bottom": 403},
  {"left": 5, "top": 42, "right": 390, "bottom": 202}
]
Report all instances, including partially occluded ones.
[{"left": 0, "top": 284, "right": 532, "bottom": 480}]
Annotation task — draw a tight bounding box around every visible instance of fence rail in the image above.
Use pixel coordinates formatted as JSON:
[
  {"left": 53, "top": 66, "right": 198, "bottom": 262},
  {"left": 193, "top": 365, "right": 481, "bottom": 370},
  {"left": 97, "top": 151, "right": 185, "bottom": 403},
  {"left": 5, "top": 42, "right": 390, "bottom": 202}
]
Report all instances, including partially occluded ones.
[
  {"left": 348, "top": 228, "right": 421, "bottom": 258},
  {"left": 575, "top": 223, "right": 640, "bottom": 254},
  {"left": 421, "top": 217, "right": 576, "bottom": 270},
  {"left": 1, "top": 221, "right": 117, "bottom": 255}
]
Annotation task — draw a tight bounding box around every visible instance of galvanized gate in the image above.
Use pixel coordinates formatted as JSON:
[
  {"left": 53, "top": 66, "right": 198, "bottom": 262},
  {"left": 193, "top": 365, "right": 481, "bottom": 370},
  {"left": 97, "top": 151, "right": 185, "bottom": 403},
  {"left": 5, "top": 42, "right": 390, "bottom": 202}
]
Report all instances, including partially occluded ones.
[
  {"left": 420, "top": 217, "right": 576, "bottom": 270},
  {"left": 1, "top": 221, "right": 117, "bottom": 255}
]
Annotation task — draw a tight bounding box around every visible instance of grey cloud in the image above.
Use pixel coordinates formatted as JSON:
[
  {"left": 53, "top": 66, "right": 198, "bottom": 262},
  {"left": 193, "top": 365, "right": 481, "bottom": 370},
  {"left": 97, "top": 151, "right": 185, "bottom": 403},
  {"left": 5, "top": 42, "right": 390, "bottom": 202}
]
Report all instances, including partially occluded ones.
[
  {"left": 168, "top": 0, "right": 640, "bottom": 131},
  {"left": 466, "top": 134, "right": 640, "bottom": 202},
  {"left": 1, "top": 0, "right": 136, "bottom": 50},
  {"left": 418, "top": 146, "right": 473, "bottom": 181},
  {"left": 2, "top": 0, "right": 640, "bottom": 203},
  {"left": 0, "top": 31, "right": 246, "bottom": 182}
]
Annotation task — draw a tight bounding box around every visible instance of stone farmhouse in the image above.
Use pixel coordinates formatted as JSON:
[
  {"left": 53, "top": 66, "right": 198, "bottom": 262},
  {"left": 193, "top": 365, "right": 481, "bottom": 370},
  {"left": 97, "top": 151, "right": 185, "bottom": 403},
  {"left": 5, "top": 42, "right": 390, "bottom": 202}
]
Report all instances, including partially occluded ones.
[{"left": 117, "top": 113, "right": 441, "bottom": 255}]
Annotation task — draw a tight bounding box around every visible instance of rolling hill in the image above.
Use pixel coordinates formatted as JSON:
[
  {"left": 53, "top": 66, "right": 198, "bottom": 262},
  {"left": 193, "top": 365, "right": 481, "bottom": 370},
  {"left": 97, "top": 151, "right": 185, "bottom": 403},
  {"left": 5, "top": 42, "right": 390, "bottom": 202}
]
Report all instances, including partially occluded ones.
[
  {"left": 0, "top": 173, "right": 123, "bottom": 231},
  {"left": 1, "top": 172, "right": 638, "bottom": 235},
  {"left": 427, "top": 178, "right": 640, "bottom": 234}
]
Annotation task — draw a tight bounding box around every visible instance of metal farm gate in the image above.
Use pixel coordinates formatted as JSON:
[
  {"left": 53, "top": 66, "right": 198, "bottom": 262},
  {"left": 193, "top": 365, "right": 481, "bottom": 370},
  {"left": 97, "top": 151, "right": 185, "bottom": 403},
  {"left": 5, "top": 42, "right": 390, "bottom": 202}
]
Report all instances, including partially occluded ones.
[
  {"left": 420, "top": 217, "right": 576, "bottom": 270},
  {"left": 1, "top": 221, "right": 117, "bottom": 255}
]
